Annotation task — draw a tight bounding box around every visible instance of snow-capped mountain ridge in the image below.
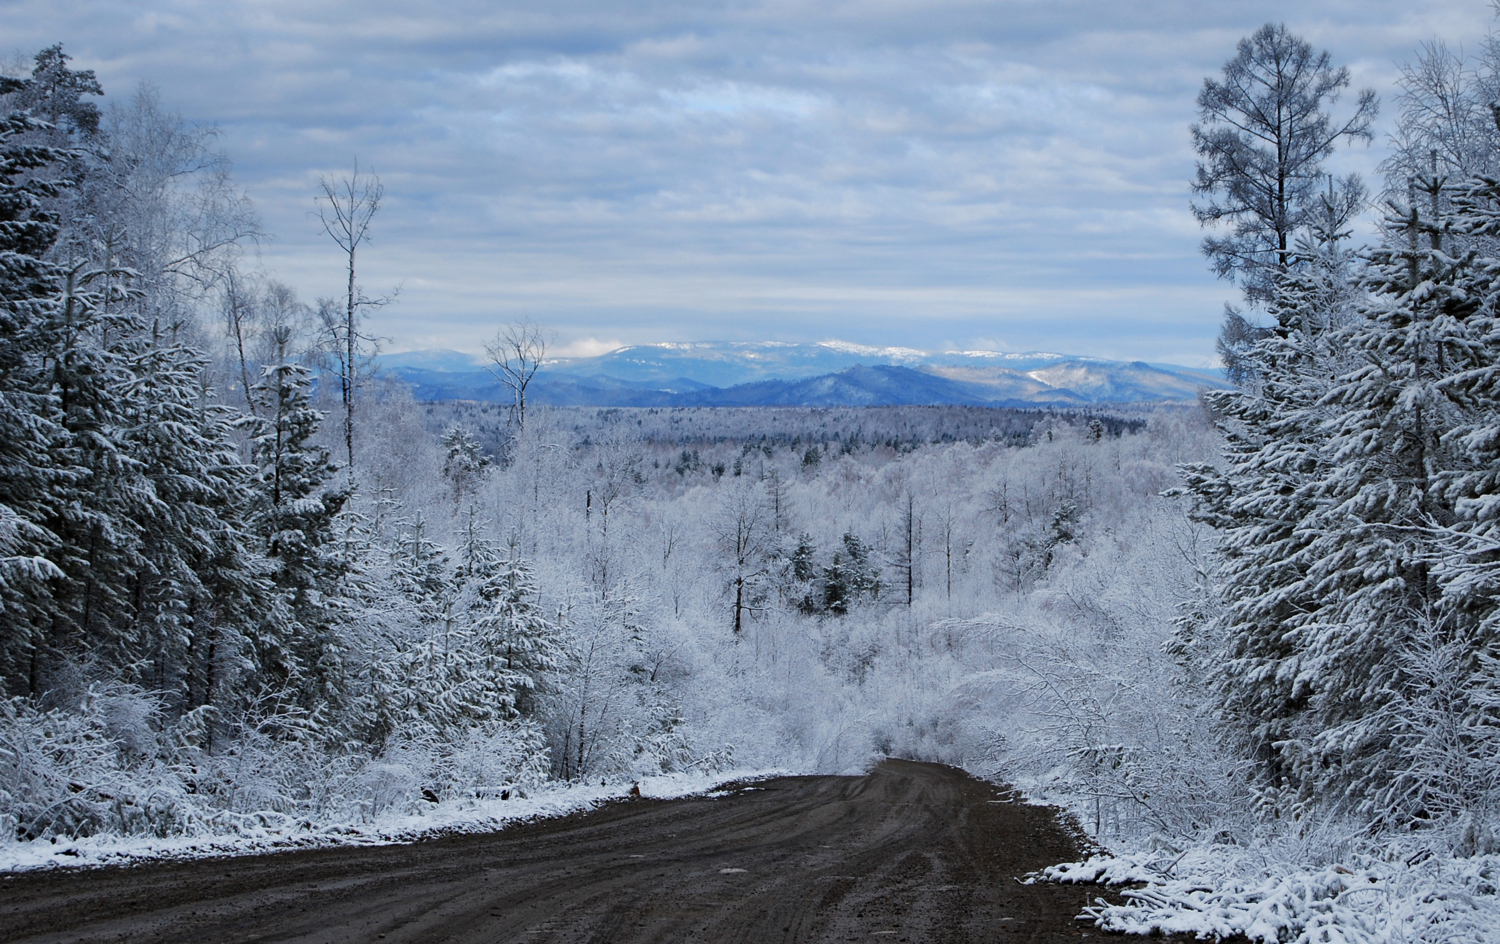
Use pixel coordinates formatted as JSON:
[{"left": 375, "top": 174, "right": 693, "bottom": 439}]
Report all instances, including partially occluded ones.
[{"left": 380, "top": 340, "right": 1227, "bottom": 406}]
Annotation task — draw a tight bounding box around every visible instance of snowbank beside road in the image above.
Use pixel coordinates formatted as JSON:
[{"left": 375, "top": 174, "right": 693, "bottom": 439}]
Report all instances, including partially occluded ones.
[
  {"left": 1035, "top": 847, "right": 1500, "bottom": 944},
  {"left": 0, "top": 769, "right": 785, "bottom": 873}
]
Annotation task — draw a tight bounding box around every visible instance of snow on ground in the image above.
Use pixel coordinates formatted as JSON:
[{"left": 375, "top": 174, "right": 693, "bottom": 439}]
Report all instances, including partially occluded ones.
[
  {"left": 0, "top": 769, "right": 787, "bottom": 873},
  {"left": 1000, "top": 769, "right": 1500, "bottom": 942},
  {"left": 1033, "top": 847, "right": 1500, "bottom": 944}
]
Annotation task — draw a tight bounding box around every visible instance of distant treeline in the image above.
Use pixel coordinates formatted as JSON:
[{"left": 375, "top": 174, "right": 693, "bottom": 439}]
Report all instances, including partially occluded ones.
[{"left": 422, "top": 403, "right": 1152, "bottom": 456}]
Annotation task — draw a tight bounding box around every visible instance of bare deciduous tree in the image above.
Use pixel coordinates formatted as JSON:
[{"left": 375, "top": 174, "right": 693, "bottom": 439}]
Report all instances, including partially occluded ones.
[
  {"left": 254, "top": 279, "right": 312, "bottom": 366},
  {"left": 485, "top": 319, "right": 547, "bottom": 431},
  {"left": 317, "top": 162, "right": 388, "bottom": 471},
  {"left": 76, "top": 85, "right": 263, "bottom": 340},
  {"left": 713, "top": 480, "right": 775, "bottom": 635},
  {"left": 221, "top": 270, "right": 259, "bottom": 414}
]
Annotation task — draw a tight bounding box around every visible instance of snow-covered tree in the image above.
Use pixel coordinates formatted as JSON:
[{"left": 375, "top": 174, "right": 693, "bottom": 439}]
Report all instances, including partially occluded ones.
[
  {"left": 1186, "top": 154, "right": 1500, "bottom": 832},
  {"left": 1180, "top": 192, "right": 1365, "bottom": 795},
  {"left": 387, "top": 513, "right": 452, "bottom": 628},
  {"left": 471, "top": 546, "right": 562, "bottom": 718},
  {"left": 440, "top": 425, "right": 489, "bottom": 508},
  {"left": 0, "top": 102, "right": 70, "bottom": 694},
  {"left": 1291, "top": 167, "right": 1489, "bottom": 810},
  {"left": 821, "top": 531, "right": 881, "bottom": 616},
  {"left": 1383, "top": 38, "right": 1500, "bottom": 205},
  {"left": 246, "top": 325, "right": 350, "bottom": 709},
  {"left": 713, "top": 479, "right": 776, "bottom": 634},
  {"left": 116, "top": 320, "right": 269, "bottom": 714}
]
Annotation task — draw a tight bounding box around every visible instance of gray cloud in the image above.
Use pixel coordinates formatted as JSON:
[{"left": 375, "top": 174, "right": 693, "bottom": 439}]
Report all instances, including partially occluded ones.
[{"left": 7, "top": 0, "right": 1490, "bottom": 364}]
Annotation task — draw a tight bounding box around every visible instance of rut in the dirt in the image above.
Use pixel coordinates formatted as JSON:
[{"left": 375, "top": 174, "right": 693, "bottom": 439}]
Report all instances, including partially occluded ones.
[{"left": 0, "top": 759, "right": 1118, "bottom": 944}]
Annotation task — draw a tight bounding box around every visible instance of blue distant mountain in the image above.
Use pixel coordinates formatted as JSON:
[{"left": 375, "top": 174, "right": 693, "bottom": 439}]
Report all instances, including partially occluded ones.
[{"left": 378, "top": 341, "right": 1228, "bottom": 407}]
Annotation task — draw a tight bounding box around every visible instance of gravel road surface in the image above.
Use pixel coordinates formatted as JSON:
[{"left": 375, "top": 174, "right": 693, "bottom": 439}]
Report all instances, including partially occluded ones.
[{"left": 1, "top": 759, "right": 1116, "bottom": 943}]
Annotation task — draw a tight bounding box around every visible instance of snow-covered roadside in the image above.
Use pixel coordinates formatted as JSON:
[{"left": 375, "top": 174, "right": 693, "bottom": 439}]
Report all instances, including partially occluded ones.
[
  {"left": 0, "top": 768, "right": 787, "bottom": 873},
  {"left": 1032, "top": 847, "right": 1500, "bottom": 944},
  {"left": 982, "top": 765, "right": 1500, "bottom": 943}
]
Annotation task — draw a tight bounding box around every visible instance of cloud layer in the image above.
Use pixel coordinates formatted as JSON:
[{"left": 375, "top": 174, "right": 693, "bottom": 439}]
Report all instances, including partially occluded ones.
[{"left": 7, "top": 0, "right": 1491, "bottom": 363}]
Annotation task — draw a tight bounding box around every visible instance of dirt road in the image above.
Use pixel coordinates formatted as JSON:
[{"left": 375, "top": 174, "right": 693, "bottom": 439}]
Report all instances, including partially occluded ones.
[{"left": 1, "top": 759, "right": 1115, "bottom": 943}]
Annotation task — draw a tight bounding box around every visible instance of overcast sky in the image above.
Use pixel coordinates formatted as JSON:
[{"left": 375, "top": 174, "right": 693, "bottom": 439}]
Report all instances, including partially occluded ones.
[{"left": 6, "top": 1, "right": 1493, "bottom": 364}]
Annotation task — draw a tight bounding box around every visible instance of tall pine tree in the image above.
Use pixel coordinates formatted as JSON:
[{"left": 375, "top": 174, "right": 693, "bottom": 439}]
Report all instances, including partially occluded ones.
[
  {"left": 246, "top": 325, "right": 350, "bottom": 710},
  {"left": 0, "top": 102, "right": 69, "bottom": 694}
]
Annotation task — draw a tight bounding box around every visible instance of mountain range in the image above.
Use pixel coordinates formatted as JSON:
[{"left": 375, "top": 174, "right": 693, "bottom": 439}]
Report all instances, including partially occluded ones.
[{"left": 379, "top": 341, "right": 1228, "bottom": 408}]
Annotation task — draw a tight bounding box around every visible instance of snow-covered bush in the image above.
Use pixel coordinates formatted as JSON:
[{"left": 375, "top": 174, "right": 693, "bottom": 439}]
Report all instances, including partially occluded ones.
[
  {"left": 0, "top": 684, "right": 189, "bottom": 840},
  {"left": 1043, "top": 845, "right": 1500, "bottom": 944},
  {"left": 0, "top": 678, "right": 558, "bottom": 839}
]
